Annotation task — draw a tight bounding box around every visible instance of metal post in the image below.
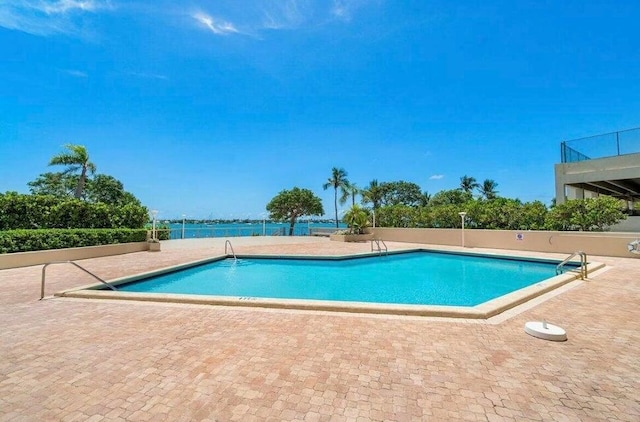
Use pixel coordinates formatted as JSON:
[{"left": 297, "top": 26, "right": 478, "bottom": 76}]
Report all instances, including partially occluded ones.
[
  {"left": 616, "top": 131, "right": 620, "bottom": 155},
  {"left": 458, "top": 212, "right": 467, "bottom": 247},
  {"left": 151, "top": 210, "right": 158, "bottom": 240}
]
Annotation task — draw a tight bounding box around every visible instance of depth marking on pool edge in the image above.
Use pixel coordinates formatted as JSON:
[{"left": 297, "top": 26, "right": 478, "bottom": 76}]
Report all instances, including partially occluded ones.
[{"left": 239, "top": 297, "right": 258, "bottom": 300}]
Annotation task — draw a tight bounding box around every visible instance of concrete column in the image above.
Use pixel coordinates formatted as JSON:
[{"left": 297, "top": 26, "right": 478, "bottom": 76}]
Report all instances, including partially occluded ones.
[{"left": 554, "top": 163, "right": 568, "bottom": 205}]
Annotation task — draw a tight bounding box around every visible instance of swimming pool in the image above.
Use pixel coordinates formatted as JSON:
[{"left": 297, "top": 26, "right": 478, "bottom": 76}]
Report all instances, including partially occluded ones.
[
  {"left": 117, "top": 251, "right": 579, "bottom": 305},
  {"left": 60, "top": 249, "right": 595, "bottom": 318},
  {"left": 117, "top": 252, "right": 561, "bottom": 306}
]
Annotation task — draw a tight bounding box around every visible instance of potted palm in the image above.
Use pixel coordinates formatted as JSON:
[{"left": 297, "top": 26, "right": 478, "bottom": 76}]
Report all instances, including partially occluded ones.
[{"left": 330, "top": 205, "right": 373, "bottom": 242}]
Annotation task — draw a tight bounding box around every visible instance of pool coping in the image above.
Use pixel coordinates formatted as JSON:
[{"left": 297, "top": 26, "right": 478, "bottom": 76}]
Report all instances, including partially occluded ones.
[{"left": 55, "top": 248, "right": 605, "bottom": 319}]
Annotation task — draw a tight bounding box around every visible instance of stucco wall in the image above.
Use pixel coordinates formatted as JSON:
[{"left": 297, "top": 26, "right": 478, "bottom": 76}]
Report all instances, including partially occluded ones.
[
  {"left": 0, "top": 242, "right": 150, "bottom": 270},
  {"left": 369, "top": 228, "right": 640, "bottom": 258}
]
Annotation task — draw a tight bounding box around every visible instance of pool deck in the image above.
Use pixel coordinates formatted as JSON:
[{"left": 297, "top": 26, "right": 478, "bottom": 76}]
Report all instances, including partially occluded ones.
[{"left": 1, "top": 237, "right": 639, "bottom": 421}]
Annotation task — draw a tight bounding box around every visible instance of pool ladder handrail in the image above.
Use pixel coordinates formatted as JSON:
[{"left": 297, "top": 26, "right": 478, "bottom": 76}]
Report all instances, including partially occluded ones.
[
  {"left": 41, "top": 261, "right": 116, "bottom": 300},
  {"left": 224, "top": 239, "right": 237, "bottom": 260},
  {"left": 556, "top": 251, "right": 587, "bottom": 280},
  {"left": 371, "top": 238, "right": 388, "bottom": 255}
]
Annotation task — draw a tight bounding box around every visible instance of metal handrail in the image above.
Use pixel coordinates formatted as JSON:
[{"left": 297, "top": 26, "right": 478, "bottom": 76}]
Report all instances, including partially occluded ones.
[
  {"left": 370, "top": 239, "right": 388, "bottom": 255},
  {"left": 41, "top": 261, "right": 116, "bottom": 300},
  {"left": 224, "top": 239, "right": 237, "bottom": 260},
  {"left": 556, "top": 251, "right": 588, "bottom": 280}
]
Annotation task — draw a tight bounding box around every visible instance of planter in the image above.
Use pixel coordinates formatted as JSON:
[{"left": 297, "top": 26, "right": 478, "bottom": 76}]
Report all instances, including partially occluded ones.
[
  {"left": 148, "top": 242, "right": 161, "bottom": 252},
  {"left": 0, "top": 242, "right": 149, "bottom": 270},
  {"left": 329, "top": 233, "right": 374, "bottom": 243}
]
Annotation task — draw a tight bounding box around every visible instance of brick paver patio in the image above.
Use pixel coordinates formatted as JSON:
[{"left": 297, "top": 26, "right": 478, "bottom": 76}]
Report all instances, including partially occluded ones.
[{"left": 1, "top": 237, "right": 639, "bottom": 421}]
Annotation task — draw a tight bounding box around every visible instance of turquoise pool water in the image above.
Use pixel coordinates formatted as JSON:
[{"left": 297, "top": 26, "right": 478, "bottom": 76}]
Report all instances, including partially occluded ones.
[{"left": 117, "top": 251, "right": 571, "bottom": 307}]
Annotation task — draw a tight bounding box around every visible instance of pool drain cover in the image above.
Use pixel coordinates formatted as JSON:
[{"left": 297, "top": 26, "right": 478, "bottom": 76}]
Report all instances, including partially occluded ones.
[{"left": 524, "top": 321, "right": 567, "bottom": 342}]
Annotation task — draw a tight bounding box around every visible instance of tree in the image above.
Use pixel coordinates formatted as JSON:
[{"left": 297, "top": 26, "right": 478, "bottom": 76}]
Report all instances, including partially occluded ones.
[
  {"left": 28, "top": 172, "right": 77, "bottom": 197},
  {"left": 48, "top": 144, "right": 96, "bottom": 199},
  {"left": 418, "top": 191, "right": 431, "bottom": 207},
  {"left": 27, "top": 172, "right": 142, "bottom": 206},
  {"left": 342, "top": 204, "right": 369, "bottom": 234},
  {"left": 546, "top": 196, "right": 627, "bottom": 231},
  {"left": 466, "top": 198, "right": 522, "bottom": 230},
  {"left": 85, "top": 175, "right": 141, "bottom": 206},
  {"left": 520, "top": 200, "right": 548, "bottom": 230},
  {"left": 479, "top": 179, "right": 499, "bottom": 200},
  {"left": 266, "top": 187, "right": 324, "bottom": 235},
  {"left": 341, "top": 182, "right": 360, "bottom": 207},
  {"left": 323, "top": 167, "right": 349, "bottom": 228},
  {"left": 459, "top": 175, "right": 479, "bottom": 194},
  {"left": 361, "top": 179, "right": 384, "bottom": 210},
  {"left": 375, "top": 204, "right": 418, "bottom": 228},
  {"left": 430, "top": 204, "right": 464, "bottom": 228},
  {"left": 429, "top": 189, "right": 473, "bottom": 207},
  {"left": 379, "top": 181, "right": 424, "bottom": 207}
]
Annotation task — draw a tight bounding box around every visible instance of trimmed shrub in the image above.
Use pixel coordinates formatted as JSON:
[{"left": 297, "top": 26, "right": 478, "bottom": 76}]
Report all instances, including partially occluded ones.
[
  {"left": 0, "top": 193, "right": 60, "bottom": 229},
  {"left": 545, "top": 196, "right": 627, "bottom": 231},
  {"left": 112, "top": 203, "right": 149, "bottom": 228},
  {"left": 48, "top": 200, "right": 112, "bottom": 228},
  {"left": 0, "top": 192, "right": 148, "bottom": 230},
  {"left": 0, "top": 229, "right": 147, "bottom": 254}
]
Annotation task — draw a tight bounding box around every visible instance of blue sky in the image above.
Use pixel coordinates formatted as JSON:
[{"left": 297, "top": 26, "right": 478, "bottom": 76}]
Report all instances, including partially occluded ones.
[{"left": 1, "top": 0, "right": 639, "bottom": 220}]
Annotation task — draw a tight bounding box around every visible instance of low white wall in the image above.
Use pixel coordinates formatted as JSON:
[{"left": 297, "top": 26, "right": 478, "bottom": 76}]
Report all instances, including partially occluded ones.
[
  {"left": 370, "top": 228, "right": 640, "bottom": 258},
  {"left": 0, "top": 242, "right": 150, "bottom": 270}
]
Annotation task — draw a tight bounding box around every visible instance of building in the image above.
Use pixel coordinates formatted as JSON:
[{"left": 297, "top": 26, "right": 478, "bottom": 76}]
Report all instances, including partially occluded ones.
[{"left": 554, "top": 127, "right": 640, "bottom": 232}]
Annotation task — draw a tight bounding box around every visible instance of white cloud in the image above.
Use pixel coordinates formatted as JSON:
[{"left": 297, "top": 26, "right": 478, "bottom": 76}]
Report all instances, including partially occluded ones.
[
  {"left": 331, "top": 0, "right": 350, "bottom": 20},
  {"left": 43, "top": 0, "right": 104, "bottom": 14},
  {"left": 192, "top": 11, "right": 239, "bottom": 35},
  {"left": 259, "top": 0, "right": 307, "bottom": 30},
  {"left": 127, "top": 72, "right": 168, "bottom": 81},
  {"left": 0, "top": 1, "right": 378, "bottom": 39},
  {"left": 429, "top": 174, "right": 444, "bottom": 180},
  {"left": 63, "top": 69, "right": 88, "bottom": 78},
  {"left": 331, "top": 0, "right": 374, "bottom": 22},
  {"left": 0, "top": 0, "right": 112, "bottom": 36},
  {"left": 255, "top": 0, "right": 376, "bottom": 32}
]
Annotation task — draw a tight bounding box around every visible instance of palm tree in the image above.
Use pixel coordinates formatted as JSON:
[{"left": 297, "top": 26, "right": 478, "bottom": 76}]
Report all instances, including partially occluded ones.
[
  {"left": 49, "top": 144, "right": 96, "bottom": 199},
  {"left": 459, "top": 175, "right": 479, "bottom": 194},
  {"left": 361, "top": 179, "right": 383, "bottom": 210},
  {"left": 480, "top": 179, "right": 499, "bottom": 200},
  {"left": 340, "top": 182, "right": 360, "bottom": 207},
  {"left": 419, "top": 191, "right": 431, "bottom": 207},
  {"left": 323, "top": 167, "right": 349, "bottom": 228}
]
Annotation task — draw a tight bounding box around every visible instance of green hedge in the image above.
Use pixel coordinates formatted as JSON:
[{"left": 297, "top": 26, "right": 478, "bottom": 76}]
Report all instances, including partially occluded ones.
[
  {"left": 374, "top": 197, "right": 626, "bottom": 231},
  {"left": 0, "top": 192, "right": 149, "bottom": 230},
  {"left": 0, "top": 229, "right": 148, "bottom": 254}
]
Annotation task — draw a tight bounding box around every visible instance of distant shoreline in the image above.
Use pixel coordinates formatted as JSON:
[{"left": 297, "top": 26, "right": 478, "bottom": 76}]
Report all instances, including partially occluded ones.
[
  {"left": 156, "top": 221, "right": 347, "bottom": 239},
  {"left": 162, "top": 219, "right": 340, "bottom": 225}
]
